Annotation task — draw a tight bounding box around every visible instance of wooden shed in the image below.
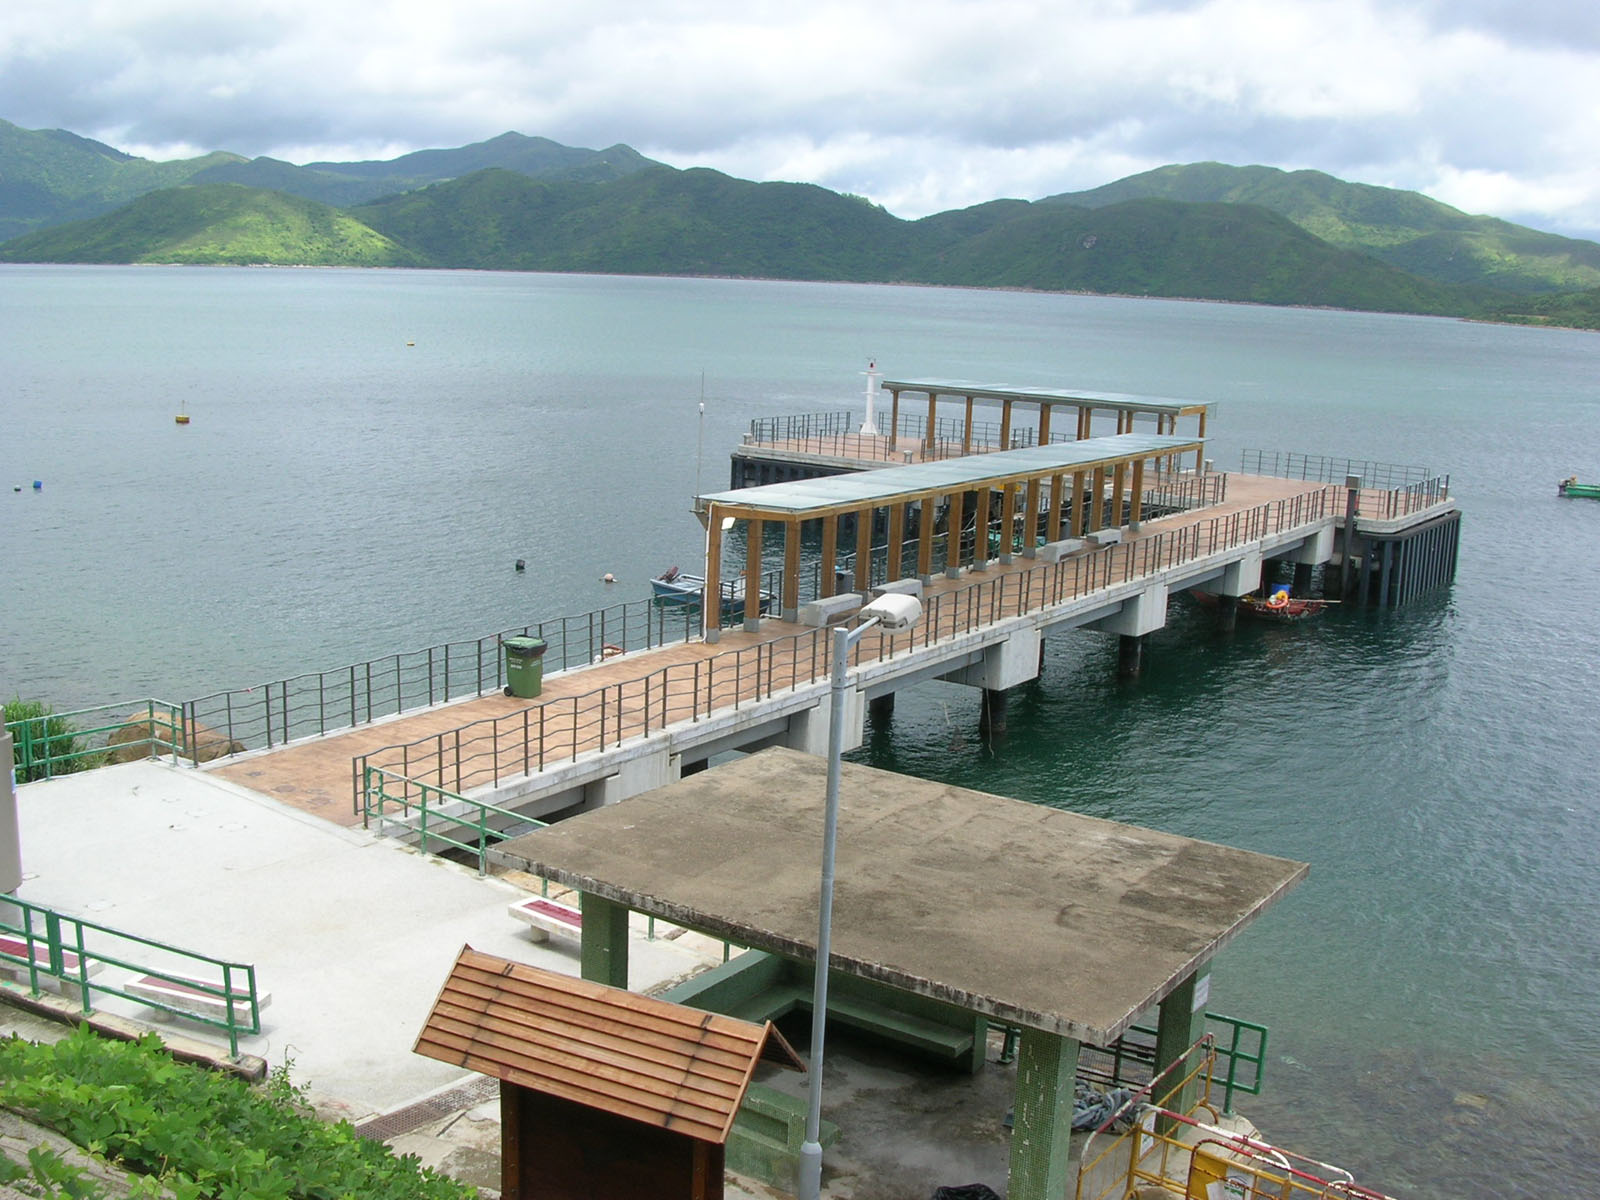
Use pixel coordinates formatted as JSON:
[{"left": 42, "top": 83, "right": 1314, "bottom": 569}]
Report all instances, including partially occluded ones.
[{"left": 414, "top": 946, "right": 804, "bottom": 1200}]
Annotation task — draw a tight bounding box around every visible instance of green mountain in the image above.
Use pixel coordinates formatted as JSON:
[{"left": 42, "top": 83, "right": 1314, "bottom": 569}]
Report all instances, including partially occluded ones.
[
  {"left": 0, "top": 183, "right": 420, "bottom": 266},
  {"left": 0, "top": 118, "right": 241, "bottom": 240},
  {"left": 0, "top": 124, "right": 662, "bottom": 238},
  {"left": 188, "top": 132, "right": 661, "bottom": 208},
  {"left": 352, "top": 166, "right": 915, "bottom": 278},
  {"left": 910, "top": 197, "right": 1469, "bottom": 312},
  {"left": 1044, "top": 163, "right": 1600, "bottom": 294}
]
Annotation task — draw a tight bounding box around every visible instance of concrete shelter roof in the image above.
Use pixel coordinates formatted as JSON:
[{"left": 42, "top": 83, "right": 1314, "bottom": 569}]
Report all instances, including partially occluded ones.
[
  {"left": 497, "top": 748, "right": 1306, "bottom": 1046},
  {"left": 881, "top": 379, "right": 1212, "bottom": 416},
  {"left": 698, "top": 432, "right": 1200, "bottom": 518}
]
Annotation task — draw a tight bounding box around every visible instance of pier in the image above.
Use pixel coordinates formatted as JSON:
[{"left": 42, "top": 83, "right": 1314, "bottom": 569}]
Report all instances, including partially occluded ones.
[{"left": 199, "top": 410, "right": 1455, "bottom": 834}]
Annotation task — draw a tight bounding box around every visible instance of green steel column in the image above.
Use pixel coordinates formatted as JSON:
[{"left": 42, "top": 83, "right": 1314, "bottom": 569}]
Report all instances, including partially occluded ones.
[
  {"left": 1154, "top": 961, "right": 1212, "bottom": 1119},
  {"left": 1008, "top": 1027, "right": 1081, "bottom": 1200},
  {"left": 579, "top": 893, "right": 630, "bottom": 989}
]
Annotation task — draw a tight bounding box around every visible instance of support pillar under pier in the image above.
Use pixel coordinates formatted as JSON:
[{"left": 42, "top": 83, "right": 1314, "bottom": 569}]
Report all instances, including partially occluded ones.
[
  {"left": 979, "top": 688, "right": 1009, "bottom": 737},
  {"left": 1294, "top": 562, "right": 1314, "bottom": 594},
  {"left": 1118, "top": 634, "right": 1144, "bottom": 677},
  {"left": 1216, "top": 599, "right": 1237, "bottom": 633},
  {"left": 868, "top": 693, "right": 895, "bottom": 723}
]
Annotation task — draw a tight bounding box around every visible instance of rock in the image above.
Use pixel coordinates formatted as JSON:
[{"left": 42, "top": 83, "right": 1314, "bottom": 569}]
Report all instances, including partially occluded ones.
[{"left": 106, "top": 712, "right": 244, "bottom": 764}]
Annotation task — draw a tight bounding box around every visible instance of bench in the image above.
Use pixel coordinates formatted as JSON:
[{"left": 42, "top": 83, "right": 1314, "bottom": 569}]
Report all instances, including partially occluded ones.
[
  {"left": 1036, "top": 538, "right": 1087, "bottom": 563},
  {"left": 1087, "top": 528, "right": 1123, "bottom": 547},
  {"left": 728, "top": 1083, "right": 839, "bottom": 1189},
  {"left": 870, "top": 578, "right": 924, "bottom": 600},
  {"left": 508, "top": 896, "right": 583, "bottom": 943},
  {"left": 126, "top": 972, "right": 270, "bottom": 1026},
  {"left": 797, "top": 593, "right": 863, "bottom": 627},
  {"left": 0, "top": 934, "right": 104, "bottom": 999}
]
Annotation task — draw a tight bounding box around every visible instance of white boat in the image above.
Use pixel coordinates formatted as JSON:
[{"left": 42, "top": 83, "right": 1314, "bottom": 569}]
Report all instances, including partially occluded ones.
[{"left": 651, "top": 566, "right": 773, "bottom": 616}]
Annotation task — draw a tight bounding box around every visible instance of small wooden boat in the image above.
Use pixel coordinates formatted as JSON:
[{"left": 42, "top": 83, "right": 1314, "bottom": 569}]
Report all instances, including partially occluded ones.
[
  {"left": 1191, "top": 587, "right": 1326, "bottom": 621},
  {"left": 651, "top": 566, "right": 774, "bottom": 617},
  {"left": 1558, "top": 476, "right": 1600, "bottom": 499}
]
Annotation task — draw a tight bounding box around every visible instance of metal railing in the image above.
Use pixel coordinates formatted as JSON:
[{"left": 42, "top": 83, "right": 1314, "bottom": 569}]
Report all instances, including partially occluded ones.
[
  {"left": 1242, "top": 449, "right": 1434, "bottom": 490},
  {"left": 1075, "top": 1011, "right": 1267, "bottom": 1113},
  {"left": 0, "top": 896, "right": 263, "bottom": 1058},
  {"left": 5, "top": 699, "right": 185, "bottom": 782},
  {"left": 181, "top": 599, "right": 706, "bottom": 757},
  {"left": 355, "top": 486, "right": 1332, "bottom": 804},
  {"left": 362, "top": 765, "right": 551, "bottom": 876},
  {"left": 745, "top": 410, "right": 1037, "bottom": 463}
]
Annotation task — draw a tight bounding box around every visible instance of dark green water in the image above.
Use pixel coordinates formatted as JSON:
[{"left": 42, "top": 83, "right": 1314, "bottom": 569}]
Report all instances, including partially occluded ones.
[{"left": 4, "top": 266, "right": 1598, "bottom": 1196}]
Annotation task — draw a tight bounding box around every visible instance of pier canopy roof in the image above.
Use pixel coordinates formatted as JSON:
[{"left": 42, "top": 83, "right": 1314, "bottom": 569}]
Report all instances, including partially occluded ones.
[
  {"left": 500, "top": 747, "right": 1306, "bottom": 1046},
  {"left": 880, "top": 378, "right": 1211, "bottom": 420},
  {"left": 698, "top": 431, "right": 1200, "bottom": 520}
]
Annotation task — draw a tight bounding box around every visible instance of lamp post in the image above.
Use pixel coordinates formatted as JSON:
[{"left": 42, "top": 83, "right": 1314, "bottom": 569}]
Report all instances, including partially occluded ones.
[{"left": 798, "top": 593, "right": 922, "bottom": 1200}]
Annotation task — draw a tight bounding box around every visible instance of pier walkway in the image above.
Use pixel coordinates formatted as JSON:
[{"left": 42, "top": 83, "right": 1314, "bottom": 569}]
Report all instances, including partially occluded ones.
[{"left": 210, "top": 469, "right": 1407, "bottom": 828}]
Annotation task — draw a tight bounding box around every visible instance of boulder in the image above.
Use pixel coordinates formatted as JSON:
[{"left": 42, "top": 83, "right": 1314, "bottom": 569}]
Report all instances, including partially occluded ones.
[{"left": 107, "top": 712, "right": 244, "bottom": 764}]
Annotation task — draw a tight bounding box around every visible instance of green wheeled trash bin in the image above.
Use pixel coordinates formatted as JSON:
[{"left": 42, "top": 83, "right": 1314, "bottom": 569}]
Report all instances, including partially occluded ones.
[{"left": 502, "top": 635, "right": 548, "bottom": 699}]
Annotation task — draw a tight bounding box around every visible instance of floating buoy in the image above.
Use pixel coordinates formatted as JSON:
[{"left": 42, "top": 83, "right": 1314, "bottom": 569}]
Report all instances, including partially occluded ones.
[
  {"left": 12, "top": 486, "right": 19, "bottom": 493},
  {"left": 174, "top": 413, "right": 190, "bottom": 425},
  {"left": 515, "top": 559, "right": 526, "bottom": 572},
  {"left": 602, "top": 572, "right": 615, "bottom": 584},
  {"left": 406, "top": 341, "right": 415, "bottom": 347},
  {"left": 32, "top": 481, "right": 41, "bottom": 491}
]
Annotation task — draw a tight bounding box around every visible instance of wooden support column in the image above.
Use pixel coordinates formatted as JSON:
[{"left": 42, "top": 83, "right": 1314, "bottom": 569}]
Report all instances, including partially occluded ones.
[
  {"left": 945, "top": 491, "right": 964, "bottom": 578},
  {"left": 743, "top": 517, "right": 764, "bottom": 632},
  {"left": 781, "top": 518, "right": 801, "bottom": 621},
  {"left": 962, "top": 395, "right": 974, "bottom": 455},
  {"left": 999, "top": 399, "right": 1013, "bottom": 451},
  {"left": 999, "top": 483, "right": 1018, "bottom": 564},
  {"left": 1129, "top": 459, "right": 1146, "bottom": 530},
  {"left": 1076, "top": 406, "right": 1090, "bottom": 440},
  {"left": 1088, "top": 467, "right": 1106, "bottom": 532},
  {"left": 703, "top": 509, "right": 724, "bottom": 643},
  {"left": 1023, "top": 477, "right": 1042, "bottom": 557},
  {"left": 1008, "top": 1028, "right": 1082, "bottom": 1200},
  {"left": 854, "top": 507, "right": 872, "bottom": 593},
  {"left": 578, "top": 893, "right": 630, "bottom": 989},
  {"left": 887, "top": 501, "right": 905, "bottom": 582},
  {"left": 1047, "top": 473, "right": 1065, "bottom": 541},
  {"left": 918, "top": 498, "right": 935, "bottom": 581},
  {"left": 1197, "top": 407, "right": 1209, "bottom": 472},
  {"left": 889, "top": 389, "right": 901, "bottom": 453},
  {"left": 973, "top": 487, "right": 991, "bottom": 569},
  {"left": 926, "top": 396, "right": 938, "bottom": 457},
  {"left": 819, "top": 513, "right": 838, "bottom": 598},
  {"left": 1111, "top": 461, "right": 1128, "bottom": 527},
  {"left": 1070, "top": 471, "right": 1088, "bottom": 537},
  {"left": 1037, "top": 404, "right": 1052, "bottom": 447}
]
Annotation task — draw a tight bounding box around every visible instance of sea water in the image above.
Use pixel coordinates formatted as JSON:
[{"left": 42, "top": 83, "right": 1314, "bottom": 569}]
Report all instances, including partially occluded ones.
[{"left": 3, "top": 264, "right": 1599, "bottom": 1197}]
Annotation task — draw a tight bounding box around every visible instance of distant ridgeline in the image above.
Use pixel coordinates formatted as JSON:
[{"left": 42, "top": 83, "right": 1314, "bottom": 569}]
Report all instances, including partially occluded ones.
[{"left": 2, "top": 118, "right": 1597, "bottom": 329}]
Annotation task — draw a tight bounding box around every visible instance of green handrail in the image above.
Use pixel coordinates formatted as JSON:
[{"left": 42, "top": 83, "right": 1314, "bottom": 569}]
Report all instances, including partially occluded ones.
[
  {"left": 5, "top": 699, "right": 185, "bottom": 782},
  {"left": 0, "top": 896, "right": 261, "bottom": 1058},
  {"left": 361, "top": 765, "right": 551, "bottom": 877}
]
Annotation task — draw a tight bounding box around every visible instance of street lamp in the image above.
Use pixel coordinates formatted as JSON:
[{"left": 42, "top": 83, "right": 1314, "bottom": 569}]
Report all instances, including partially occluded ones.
[{"left": 798, "top": 592, "right": 923, "bottom": 1200}]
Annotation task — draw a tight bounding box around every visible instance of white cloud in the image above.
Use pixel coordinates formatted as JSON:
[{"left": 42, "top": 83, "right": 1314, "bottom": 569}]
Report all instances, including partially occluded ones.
[{"left": 1, "top": 0, "right": 1598, "bottom": 237}]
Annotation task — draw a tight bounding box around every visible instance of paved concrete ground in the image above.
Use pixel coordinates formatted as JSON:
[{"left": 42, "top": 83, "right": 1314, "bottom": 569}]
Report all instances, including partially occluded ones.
[{"left": 5, "top": 762, "right": 721, "bottom": 1116}]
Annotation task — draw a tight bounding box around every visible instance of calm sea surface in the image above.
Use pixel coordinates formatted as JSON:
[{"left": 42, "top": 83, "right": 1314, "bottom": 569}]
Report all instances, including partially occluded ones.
[{"left": 4, "top": 265, "right": 1599, "bottom": 1196}]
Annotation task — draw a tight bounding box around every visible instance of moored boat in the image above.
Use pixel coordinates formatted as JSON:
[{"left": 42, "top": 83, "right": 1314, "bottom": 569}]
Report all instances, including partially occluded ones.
[
  {"left": 651, "top": 566, "right": 774, "bottom": 616},
  {"left": 1559, "top": 475, "right": 1600, "bottom": 499},
  {"left": 1191, "top": 585, "right": 1327, "bottom": 621}
]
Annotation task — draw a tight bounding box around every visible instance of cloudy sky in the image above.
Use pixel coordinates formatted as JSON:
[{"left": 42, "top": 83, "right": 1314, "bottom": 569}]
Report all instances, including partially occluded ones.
[{"left": 5, "top": 0, "right": 1599, "bottom": 238}]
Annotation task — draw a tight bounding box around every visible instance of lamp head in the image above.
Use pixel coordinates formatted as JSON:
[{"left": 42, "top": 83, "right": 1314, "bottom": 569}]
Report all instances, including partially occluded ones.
[{"left": 859, "top": 592, "right": 922, "bottom": 632}]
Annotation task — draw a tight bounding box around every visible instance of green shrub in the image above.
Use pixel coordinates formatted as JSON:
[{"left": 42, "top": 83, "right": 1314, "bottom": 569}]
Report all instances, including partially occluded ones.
[
  {"left": 0, "top": 1028, "right": 475, "bottom": 1200},
  {"left": 4, "top": 699, "right": 93, "bottom": 782}
]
